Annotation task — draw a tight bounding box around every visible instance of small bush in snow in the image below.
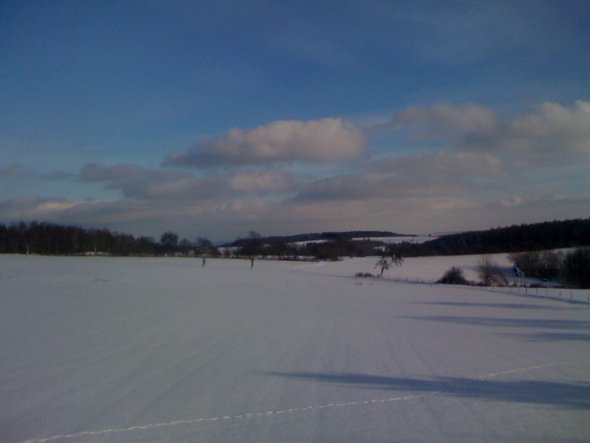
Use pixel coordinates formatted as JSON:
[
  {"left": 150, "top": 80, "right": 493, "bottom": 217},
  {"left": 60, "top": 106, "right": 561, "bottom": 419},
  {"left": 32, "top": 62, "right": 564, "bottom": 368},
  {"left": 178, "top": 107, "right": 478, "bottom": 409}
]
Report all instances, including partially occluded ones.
[
  {"left": 438, "top": 267, "right": 469, "bottom": 285},
  {"left": 355, "top": 272, "right": 375, "bottom": 278}
]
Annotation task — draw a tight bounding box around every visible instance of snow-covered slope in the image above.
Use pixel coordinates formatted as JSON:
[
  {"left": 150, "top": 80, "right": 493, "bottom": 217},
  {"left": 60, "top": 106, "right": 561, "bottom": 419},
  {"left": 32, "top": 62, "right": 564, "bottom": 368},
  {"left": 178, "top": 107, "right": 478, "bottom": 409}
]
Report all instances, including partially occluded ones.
[
  {"left": 367, "top": 235, "right": 436, "bottom": 244},
  {"left": 1, "top": 255, "right": 589, "bottom": 443}
]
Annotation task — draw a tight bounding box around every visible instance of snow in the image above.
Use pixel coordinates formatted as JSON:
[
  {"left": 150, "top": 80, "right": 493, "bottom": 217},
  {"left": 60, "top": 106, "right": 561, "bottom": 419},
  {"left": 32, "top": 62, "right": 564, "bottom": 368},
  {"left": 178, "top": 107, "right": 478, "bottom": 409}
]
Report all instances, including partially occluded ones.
[
  {"left": 1, "top": 254, "right": 589, "bottom": 443},
  {"left": 292, "top": 235, "right": 435, "bottom": 247},
  {"left": 319, "top": 254, "right": 575, "bottom": 293},
  {"left": 366, "top": 235, "right": 437, "bottom": 244}
]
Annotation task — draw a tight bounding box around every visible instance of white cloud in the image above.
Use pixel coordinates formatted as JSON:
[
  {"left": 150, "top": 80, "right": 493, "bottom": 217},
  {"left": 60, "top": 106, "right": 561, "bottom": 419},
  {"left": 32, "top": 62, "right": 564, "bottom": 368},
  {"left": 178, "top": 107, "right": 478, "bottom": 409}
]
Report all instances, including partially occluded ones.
[
  {"left": 298, "top": 149, "right": 506, "bottom": 202},
  {"left": 498, "top": 196, "right": 524, "bottom": 208},
  {"left": 499, "top": 100, "right": 590, "bottom": 162},
  {"left": 0, "top": 197, "right": 113, "bottom": 223},
  {"left": 371, "top": 149, "right": 505, "bottom": 181},
  {"left": 383, "top": 100, "right": 590, "bottom": 167},
  {"left": 489, "top": 193, "right": 590, "bottom": 210},
  {"left": 164, "top": 118, "right": 366, "bottom": 167},
  {"left": 393, "top": 102, "right": 498, "bottom": 140},
  {"left": 80, "top": 163, "right": 208, "bottom": 199},
  {"left": 80, "top": 164, "right": 146, "bottom": 182},
  {"left": 3, "top": 101, "right": 589, "bottom": 240},
  {"left": 229, "top": 171, "right": 295, "bottom": 193},
  {"left": 79, "top": 163, "right": 297, "bottom": 200}
]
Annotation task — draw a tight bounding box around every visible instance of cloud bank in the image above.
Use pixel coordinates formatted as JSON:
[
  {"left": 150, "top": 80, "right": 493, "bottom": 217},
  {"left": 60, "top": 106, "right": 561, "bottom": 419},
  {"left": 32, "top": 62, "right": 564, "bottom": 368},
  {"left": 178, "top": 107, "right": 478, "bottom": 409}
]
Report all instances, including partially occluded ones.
[
  {"left": 392, "top": 103, "right": 498, "bottom": 141},
  {"left": 2, "top": 101, "right": 589, "bottom": 239},
  {"left": 164, "top": 118, "right": 366, "bottom": 168},
  {"left": 390, "top": 100, "right": 590, "bottom": 165},
  {"left": 79, "top": 164, "right": 297, "bottom": 200}
]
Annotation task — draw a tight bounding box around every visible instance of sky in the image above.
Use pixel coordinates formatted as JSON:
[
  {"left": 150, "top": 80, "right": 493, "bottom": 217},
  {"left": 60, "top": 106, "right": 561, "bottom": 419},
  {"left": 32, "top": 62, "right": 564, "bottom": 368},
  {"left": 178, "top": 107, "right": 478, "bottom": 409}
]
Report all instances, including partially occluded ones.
[{"left": 1, "top": 0, "right": 589, "bottom": 242}]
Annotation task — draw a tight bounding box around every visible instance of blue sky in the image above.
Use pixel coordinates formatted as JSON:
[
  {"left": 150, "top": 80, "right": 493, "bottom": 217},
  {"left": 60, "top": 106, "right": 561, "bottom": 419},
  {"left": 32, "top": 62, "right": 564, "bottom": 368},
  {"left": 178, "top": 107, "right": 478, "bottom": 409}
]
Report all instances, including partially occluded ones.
[{"left": 1, "top": 0, "right": 589, "bottom": 241}]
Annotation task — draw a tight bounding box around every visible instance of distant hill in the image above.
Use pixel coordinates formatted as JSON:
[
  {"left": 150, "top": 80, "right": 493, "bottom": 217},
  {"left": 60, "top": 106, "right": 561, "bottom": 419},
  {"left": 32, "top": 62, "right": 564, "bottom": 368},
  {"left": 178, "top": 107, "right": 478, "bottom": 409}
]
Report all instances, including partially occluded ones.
[
  {"left": 227, "top": 230, "right": 400, "bottom": 247},
  {"left": 3, "top": 219, "right": 589, "bottom": 258},
  {"left": 389, "top": 218, "right": 590, "bottom": 257}
]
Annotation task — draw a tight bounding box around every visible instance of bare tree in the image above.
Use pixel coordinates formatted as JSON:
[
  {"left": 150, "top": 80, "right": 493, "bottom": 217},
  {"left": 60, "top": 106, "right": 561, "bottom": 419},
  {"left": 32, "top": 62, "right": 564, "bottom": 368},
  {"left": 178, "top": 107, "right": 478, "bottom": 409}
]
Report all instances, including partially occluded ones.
[
  {"left": 240, "top": 231, "right": 262, "bottom": 268},
  {"left": 179, "top": 238, "right": 192, "bottom": 255},
  {"left": 508, "top": 250, "right": 562, "bottom": 280},
  {"left": 197, "top": 237, "right": 213, "bottom": 266},
  {"left": 160, "top": 231, "right": 178, "bottom": 254},
  {"left": 389, "top": 250, "right": 404, "bottom": 267},
  {"left": 375, "top": 256, "right": 392, "bottom": 277},
  {"left": 375, "top": 248, "right": 404, "bottom": 278},
  {"left": 477, "top": 255, "right": 508, "bottom": 286}
]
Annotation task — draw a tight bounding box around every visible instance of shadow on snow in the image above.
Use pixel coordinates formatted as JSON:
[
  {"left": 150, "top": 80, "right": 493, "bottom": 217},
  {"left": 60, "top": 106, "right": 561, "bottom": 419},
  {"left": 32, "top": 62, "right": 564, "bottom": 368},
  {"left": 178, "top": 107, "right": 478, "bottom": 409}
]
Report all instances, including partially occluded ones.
[
  {"left": 399, "top": 315, "right": 590, "bottom": 330},
  {"left": 407, "top": 301, "right": 567, "bottom": 311},
  {"left": 267, "top": 372, "right": 590, "bottom": 410},
  {"left": 502, "top": 332, "right": 590, "bottom": 342}
]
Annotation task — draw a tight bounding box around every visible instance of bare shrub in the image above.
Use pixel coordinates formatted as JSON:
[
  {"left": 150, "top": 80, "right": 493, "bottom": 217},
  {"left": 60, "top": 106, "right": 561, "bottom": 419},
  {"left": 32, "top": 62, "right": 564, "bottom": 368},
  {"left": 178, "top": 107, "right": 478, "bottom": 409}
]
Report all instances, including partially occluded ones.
[
  {"left": 375, "top": 256, "right": 392, "bottom": 277},
  {"left": 438, "top": 267, "right": 469, "bottom": 285},
  {"left": 477, "top": 255, "right": 508, "bottom": 286},
  {"left": 355, "top": 272, "right": 374, "bottom": 278},
  {"left": 375, "top": 251, "right": 403, "bottom": 278}
]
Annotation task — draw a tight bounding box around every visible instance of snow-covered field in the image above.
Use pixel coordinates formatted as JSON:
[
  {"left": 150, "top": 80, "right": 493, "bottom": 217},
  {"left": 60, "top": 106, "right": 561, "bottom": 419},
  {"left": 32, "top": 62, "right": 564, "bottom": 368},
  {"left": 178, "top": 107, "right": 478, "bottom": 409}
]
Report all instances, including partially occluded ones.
[
  {"left": 1, "top": 255, "right": 589, "bottom": 443},
  {"left": 292, "top": 235, "right": 435, "bottom": 247},
  {"left": 365, "top": 235, "right": 436, "bottom": 244}
]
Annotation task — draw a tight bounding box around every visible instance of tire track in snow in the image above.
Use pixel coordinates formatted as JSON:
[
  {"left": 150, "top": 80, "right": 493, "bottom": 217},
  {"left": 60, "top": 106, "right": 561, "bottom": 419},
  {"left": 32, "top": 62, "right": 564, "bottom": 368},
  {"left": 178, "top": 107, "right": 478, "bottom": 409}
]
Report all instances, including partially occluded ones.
[
  {"left": 20, "top": 361, "right": 581, "bottom": 443},
  {"left": 21, "top": 394, "right": 432, "bottom": 443},
  {"left": 476, "top": 361, "right": 570, "bottom": 380}
]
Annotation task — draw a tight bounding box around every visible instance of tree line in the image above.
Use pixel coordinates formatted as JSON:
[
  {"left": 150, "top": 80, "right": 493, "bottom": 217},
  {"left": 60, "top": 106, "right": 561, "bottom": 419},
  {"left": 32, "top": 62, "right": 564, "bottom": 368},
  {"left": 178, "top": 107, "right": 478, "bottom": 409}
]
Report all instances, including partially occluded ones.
[
  {"left": 509, "top": 249, "right": 590, "bottom": 289},
  {"left": 389, "top": 218, "right": 590, "bottom": 257},
  {"left": 257, "top": 230, "right": 397, "bottom": 244},
  {"left": 435, "top": 250, "right": 590, "bottom": 289},
  {"left": 0, "top": 222, "right": 210, "bottom": 257},
  {"left": 0, "top": 222, "right": 378, "bottom": 260},
  {"left": 2, "top": 218, "right": 589, "bottom": 265}
]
